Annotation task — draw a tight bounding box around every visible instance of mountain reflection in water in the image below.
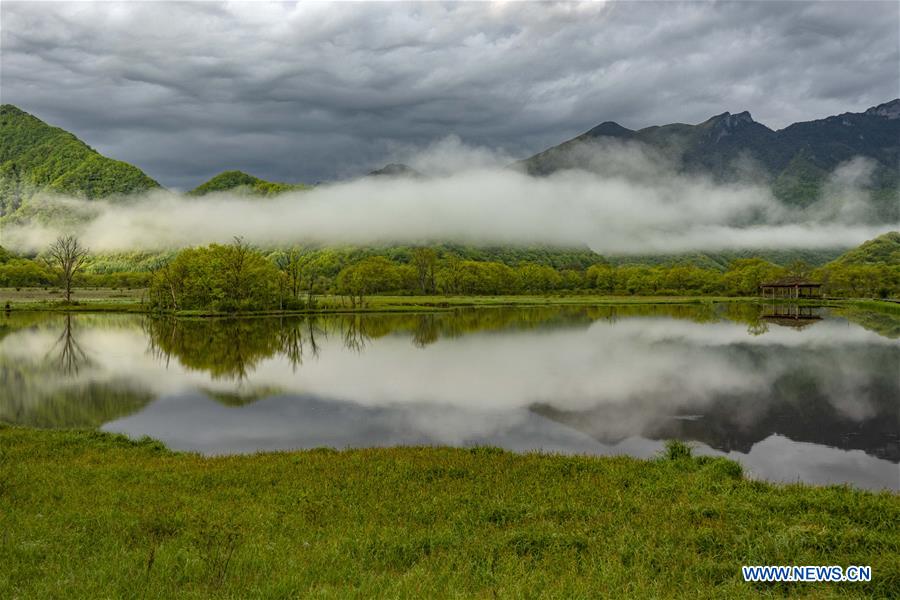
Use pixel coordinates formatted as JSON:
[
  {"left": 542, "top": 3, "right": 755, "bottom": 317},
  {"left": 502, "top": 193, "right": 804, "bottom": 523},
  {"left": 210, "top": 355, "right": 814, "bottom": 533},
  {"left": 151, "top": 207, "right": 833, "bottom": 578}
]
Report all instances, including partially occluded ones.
[{"left": 1, "top": 304, "right": 897, "bottom": 490}]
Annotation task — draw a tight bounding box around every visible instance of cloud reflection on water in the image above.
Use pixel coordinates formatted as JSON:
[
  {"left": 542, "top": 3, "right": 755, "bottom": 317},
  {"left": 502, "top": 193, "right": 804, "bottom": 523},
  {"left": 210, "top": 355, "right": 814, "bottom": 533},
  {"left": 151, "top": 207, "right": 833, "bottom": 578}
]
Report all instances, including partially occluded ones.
[{"left": 1, "top": 306, "right": 897, "bottom": 490}]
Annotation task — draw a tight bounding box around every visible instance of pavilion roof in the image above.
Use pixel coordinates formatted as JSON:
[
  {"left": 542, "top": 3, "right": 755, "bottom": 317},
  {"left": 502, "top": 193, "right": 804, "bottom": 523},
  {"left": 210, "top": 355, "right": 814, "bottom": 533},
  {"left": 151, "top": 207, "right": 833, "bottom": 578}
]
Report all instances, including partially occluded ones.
[{"left": 759, "top": 276, "right": 822, "bottom": 287}]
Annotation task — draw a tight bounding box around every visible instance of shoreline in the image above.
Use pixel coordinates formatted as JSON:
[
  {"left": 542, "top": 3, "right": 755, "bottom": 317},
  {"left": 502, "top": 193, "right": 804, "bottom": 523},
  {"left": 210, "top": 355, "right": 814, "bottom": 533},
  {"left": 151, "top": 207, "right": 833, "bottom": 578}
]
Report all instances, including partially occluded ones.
[{"left": 3, "top": 288, "right": 899, "bottom": 317}]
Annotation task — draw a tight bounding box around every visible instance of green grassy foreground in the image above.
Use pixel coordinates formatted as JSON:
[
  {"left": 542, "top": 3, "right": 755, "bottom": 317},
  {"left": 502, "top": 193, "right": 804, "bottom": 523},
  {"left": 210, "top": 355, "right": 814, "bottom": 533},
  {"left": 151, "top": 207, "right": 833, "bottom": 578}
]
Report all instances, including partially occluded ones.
[{"left": 2, "top": 427, "right": 898, "bottom": 598}]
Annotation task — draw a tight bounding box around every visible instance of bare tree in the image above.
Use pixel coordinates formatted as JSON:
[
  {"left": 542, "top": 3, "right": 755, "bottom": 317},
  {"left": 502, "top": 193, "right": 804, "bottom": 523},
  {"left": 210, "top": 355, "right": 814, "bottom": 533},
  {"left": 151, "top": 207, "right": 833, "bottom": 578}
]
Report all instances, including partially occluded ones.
[{"left": 46, "top": 235, "right": 89, "bottom": 302}]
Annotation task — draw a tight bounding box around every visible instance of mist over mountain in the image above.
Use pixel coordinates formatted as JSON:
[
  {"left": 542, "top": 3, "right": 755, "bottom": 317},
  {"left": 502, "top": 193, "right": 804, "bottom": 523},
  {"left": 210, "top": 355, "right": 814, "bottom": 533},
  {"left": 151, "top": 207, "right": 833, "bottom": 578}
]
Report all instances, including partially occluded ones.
[
  {"left": 0, "top": 102, "right": 897, "bottom": 264},
  {"left": 3, "top": 100, "right": 897, "bottom": 214},
  {"left": 519, "top": 99, "right": 900, "bottom": 220}
]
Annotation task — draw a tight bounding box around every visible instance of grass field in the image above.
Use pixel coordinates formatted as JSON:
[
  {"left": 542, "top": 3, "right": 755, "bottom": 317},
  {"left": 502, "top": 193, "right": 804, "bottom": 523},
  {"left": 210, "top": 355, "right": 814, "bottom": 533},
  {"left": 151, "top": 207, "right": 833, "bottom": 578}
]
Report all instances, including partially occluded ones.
[
  {"left": 1, "top": 286, "right": 145, "bottom": 306},
  {"left": 0, "top": 288, "right": 745, "bottom": 315},
  {"left": 2, "top": 426, "right": 898, "bottom": 598},
  {"left": 5, "top": 287, "right": 898, "bottom": 317}
]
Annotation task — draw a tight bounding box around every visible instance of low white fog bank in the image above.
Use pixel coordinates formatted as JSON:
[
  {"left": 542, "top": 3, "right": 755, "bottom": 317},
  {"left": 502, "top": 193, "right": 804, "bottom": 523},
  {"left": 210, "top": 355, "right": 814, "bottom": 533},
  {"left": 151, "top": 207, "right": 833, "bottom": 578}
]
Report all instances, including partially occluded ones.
[{"left": 3, "top": 141, "right": 896, "bottom": 254}]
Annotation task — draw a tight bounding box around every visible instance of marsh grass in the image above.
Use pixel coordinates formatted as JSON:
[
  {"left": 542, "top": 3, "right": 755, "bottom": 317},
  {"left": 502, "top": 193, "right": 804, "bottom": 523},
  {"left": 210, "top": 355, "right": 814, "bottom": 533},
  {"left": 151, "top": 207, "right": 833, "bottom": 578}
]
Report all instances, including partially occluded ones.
[
  {"left": 4, "top": 288, "right": 898, "bottom": 320},
  {"left": 0, "top": 290, "right": 759, "bottom": 317},
  {"left": 1, "top": 426, "right": 898, "bottom": 598},
  {"left": 663, "top": 439, "right": 696, "bottom": 461}
]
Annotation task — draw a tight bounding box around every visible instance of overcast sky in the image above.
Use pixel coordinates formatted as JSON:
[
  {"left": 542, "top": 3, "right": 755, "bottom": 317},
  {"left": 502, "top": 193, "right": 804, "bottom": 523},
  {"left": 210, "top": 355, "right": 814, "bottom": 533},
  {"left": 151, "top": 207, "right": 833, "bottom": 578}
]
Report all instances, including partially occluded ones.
[{"left": 2, "top": 1, "right": 898, "bottom": 190}]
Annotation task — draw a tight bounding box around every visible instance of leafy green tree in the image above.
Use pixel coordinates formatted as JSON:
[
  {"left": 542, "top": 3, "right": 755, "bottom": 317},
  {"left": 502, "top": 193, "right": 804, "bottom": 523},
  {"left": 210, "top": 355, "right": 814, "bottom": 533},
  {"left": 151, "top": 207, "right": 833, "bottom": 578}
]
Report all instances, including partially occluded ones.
[
  {"left": 273, "top": 248, "right": 304, "bottom": 300},
  {"left": 586, "top": 264, "right": 617, "bottom": 293},
  {"left": 515, "top": 263, "right": 562, "bottom": 293},
  {"left": 0, "top": 258, "right": 54, "bottom": 287},
  {"left": 816, "top": 264, "right": 899, "bottom": 298},
  {"left": 560, "top": 269, "right": 585, "bottom": 290},
  {"left": 411, "top": 247, "right": 437, "bottom": 294},
  {"left": 148, "top": 239, "right": 282, "bottom": 312},
  {"left": 618, "top": 266, "right": 657, "bottom": 295},
  {"left": 453, "top": 261, "right": 518, "bottom": 295},
  {"left": 336, "top": 257, "right": 400, "bottom": 305},
  {"left": 722, "top": 259, "right": 785, "bottom": 296},
  {"left": 436, "top": 254, "right": 464, "bottom": 295}
]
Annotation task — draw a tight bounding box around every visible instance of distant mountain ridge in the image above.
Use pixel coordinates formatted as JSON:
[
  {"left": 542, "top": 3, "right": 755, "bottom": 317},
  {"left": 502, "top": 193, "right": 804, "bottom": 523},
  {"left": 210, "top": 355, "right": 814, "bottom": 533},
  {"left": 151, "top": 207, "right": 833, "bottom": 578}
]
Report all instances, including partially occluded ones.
[
  {"left": 519, "top": 99, "right": 900, "bottom": 219},
  {"left": 606, "top": 247, "right": 847, "bottom": 271},
  {"left": 2, "top": 100, "right": 897, "bottom": 267},
  {"left": 0, "top": 105, "right": 160, "bottom": 216},
  {"left": 367, "top": 163, "right": 422, "bottom": 178}
]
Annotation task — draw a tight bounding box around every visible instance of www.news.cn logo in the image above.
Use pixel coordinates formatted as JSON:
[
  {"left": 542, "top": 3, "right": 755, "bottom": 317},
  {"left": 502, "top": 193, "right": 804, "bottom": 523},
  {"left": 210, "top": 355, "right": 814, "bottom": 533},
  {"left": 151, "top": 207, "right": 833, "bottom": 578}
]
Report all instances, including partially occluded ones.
[{"left": 742, "top": 565, "right": 872, "bottom": 583}]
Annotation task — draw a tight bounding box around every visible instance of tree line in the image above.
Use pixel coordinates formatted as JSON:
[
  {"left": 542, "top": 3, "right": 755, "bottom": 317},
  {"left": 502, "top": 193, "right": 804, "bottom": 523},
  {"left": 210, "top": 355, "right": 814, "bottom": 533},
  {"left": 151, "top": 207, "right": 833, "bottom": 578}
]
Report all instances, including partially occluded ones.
[
  {"left": 1, "top": 237, "right": 898, "bottom": 310},
  {"left": 143, "top": 239, "right": 900, "bottom": 311}
]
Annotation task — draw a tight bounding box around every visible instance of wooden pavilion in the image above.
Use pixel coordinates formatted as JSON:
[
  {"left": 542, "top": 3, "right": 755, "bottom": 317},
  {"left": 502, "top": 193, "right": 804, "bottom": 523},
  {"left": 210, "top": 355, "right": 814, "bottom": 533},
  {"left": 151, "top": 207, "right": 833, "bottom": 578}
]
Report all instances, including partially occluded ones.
[{"left": 759, "top": 276, "right": 822, "bottom": 300}]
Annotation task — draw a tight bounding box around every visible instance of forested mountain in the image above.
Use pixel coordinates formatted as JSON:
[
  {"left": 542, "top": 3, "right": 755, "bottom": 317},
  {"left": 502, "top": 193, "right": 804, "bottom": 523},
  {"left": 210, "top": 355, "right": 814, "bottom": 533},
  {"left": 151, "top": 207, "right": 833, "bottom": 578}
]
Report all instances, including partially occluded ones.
[
  {"left": 0, "top": 105, "right": 160, "bottom": 216},
  {"left": 519, "top": 99, "right": 900, "bottom": 219},
  {"left": 188, "top": 170, "right": 309, "bottom": 197},
  {"left": 5, "top": 100, "right": 897, "bottom": 217},
  {"left": 826, "top": 231, "right": 900, "bottom": 266},
  {"left": 2, "top": 102, "right": 896, "bottom": 273}
]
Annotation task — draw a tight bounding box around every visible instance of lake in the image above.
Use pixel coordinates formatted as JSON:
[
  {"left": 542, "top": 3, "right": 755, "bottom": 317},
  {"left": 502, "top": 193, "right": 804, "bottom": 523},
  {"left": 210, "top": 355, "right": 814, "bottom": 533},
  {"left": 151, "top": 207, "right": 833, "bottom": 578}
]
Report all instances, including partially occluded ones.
[{"left": 1, "top": 303, "right": 897, "bottom": 490}]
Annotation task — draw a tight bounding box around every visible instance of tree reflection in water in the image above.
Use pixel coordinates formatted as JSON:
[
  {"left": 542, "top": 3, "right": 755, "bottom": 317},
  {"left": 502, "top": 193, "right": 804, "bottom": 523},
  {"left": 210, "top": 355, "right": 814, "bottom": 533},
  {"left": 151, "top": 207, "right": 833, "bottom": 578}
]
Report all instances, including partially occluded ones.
[
  {"left": 412, "top": 314, "right": 440, "bottom": 348},
  {"left": 340, "top": 314, "right": 371, "bottom": 353},
  {"left": 46, "top": 313, "right": 92, "bottom": 376},
  {"left": 277, "top": 316, "right": 325, "bottom": 372},
  {"left": 138, "top": 303, "right": 826, "bottom": 382},
  {"left": 1, "top": 313, "right": 152, "bottom": 428},
  {"left": 1, "top": 304, "right": 898, "bottom": 487}
]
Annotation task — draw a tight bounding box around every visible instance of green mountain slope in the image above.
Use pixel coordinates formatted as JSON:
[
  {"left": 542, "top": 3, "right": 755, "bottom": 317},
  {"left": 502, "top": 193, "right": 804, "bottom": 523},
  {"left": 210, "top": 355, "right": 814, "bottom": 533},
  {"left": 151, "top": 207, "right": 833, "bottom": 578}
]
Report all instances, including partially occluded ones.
[
  {"left": 188, "top": 170, "right": 309, "bottom": 197},
  {"left": 826, "top": 231, "right": 900, "bottom": 266},
  {"left": 0, "top": 105, "right": 160, "bottom": 216},
  {"left": 519, "top": 100, "right": 900, "bottom": 219}
]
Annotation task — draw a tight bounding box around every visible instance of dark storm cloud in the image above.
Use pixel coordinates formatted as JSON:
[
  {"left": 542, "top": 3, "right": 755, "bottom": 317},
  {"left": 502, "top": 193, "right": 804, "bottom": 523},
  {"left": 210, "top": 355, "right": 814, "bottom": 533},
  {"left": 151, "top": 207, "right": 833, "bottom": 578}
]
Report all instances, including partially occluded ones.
[{"left": 1, "top": 1, "right": 897, "bottom": 189}]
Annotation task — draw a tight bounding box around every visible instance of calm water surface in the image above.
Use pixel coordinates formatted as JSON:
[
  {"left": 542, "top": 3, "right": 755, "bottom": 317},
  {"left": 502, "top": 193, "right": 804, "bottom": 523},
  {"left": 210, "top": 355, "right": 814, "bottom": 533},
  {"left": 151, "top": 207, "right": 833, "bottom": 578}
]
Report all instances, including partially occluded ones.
[{"left": 2, "top": 304, "right": 897, "bottom": 490}]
